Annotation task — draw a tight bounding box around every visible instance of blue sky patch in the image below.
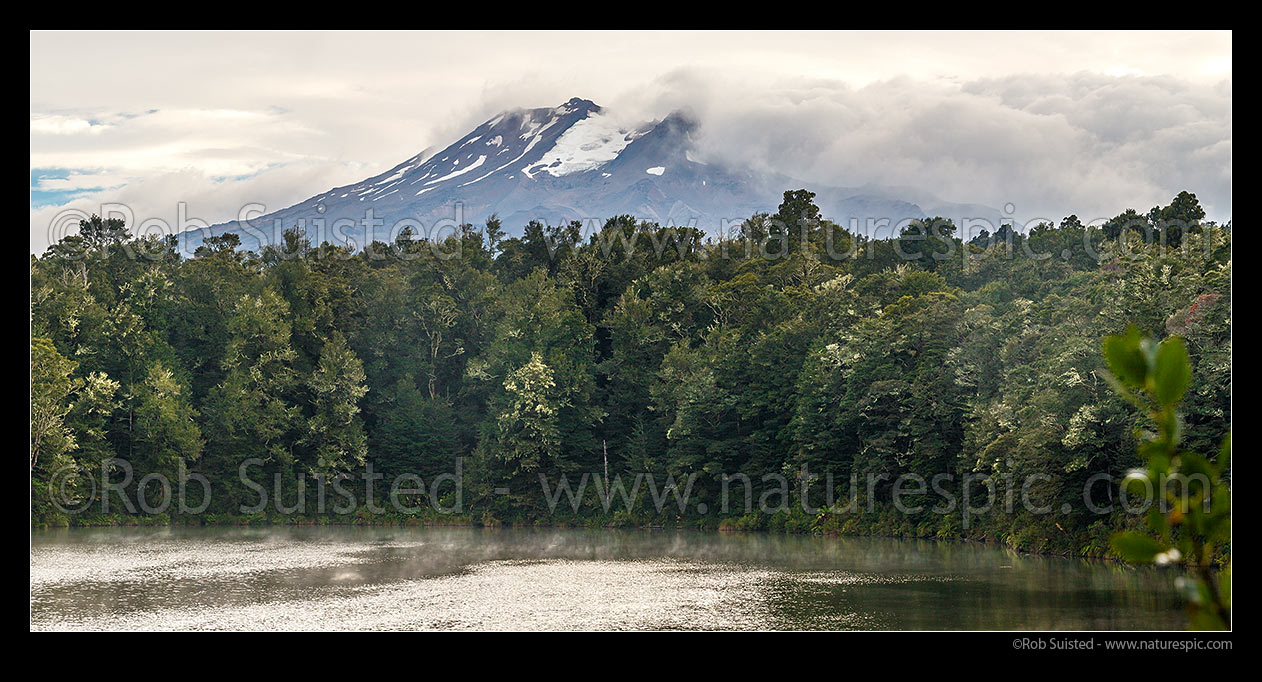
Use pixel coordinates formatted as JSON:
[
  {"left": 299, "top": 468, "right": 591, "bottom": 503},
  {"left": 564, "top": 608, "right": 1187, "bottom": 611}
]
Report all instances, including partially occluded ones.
[{"left": 30, "top": 168, "right": 124, "bottom": 208}]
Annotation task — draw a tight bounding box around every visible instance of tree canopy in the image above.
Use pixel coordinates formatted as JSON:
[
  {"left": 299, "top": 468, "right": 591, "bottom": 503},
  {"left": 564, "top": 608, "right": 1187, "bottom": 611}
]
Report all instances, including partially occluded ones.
[{"left": 30, "top": 195, "right": 1231, "bottom": 561}]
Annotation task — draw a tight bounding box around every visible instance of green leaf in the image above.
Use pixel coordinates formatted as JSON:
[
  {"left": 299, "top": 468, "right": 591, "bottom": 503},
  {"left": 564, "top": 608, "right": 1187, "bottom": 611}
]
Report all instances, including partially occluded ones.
[
  {"left": 1103, "top": 327, "right": 1147, "bottom": 389},
  {"left": 1145, "top": 506, "right": 1169, "bottom": 536},
  {"left": 1151, "top": 336, "right": 1191, "bottom": 408},
  {"left": 1110, "top": 531, "right": 1165, "bottom": 563},
  {"left": 1188, "top": 609, "right": 1227, "bottom": 631},
  {"left": 1217, "top": 434, "right": 1231, "bottom": 468}
]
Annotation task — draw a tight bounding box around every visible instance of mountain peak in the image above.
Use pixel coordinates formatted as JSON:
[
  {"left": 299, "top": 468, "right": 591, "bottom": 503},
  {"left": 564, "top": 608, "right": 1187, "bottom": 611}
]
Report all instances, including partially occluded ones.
[
  {"left": 563, "top": 96, "right": 598, "bottom": 109},
  {"left": 181, "top": 98, "right": 999, "bottom": 253},
  {"left": 546, "top": 97, "right": 600, "bottom": 119},
  {"left": 499, "top": 97, "right": 599, "bottom": 119}
]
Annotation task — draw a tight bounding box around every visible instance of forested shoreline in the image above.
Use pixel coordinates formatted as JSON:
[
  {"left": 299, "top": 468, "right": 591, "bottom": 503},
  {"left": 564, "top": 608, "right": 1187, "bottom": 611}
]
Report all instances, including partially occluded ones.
[{"left": 30, "top": 190, "right": 1231, "bottom": 558}]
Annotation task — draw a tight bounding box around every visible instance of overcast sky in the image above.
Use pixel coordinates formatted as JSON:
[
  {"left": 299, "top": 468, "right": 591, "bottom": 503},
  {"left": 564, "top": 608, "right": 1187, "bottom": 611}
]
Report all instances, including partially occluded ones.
[{"left": 29, "top": 30, "right": 1232, "bottom": 252}]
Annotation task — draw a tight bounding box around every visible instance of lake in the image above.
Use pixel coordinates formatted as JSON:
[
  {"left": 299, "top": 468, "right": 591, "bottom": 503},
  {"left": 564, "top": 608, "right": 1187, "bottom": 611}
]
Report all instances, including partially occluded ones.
[{"left": 30, "top": 526, "right": 1186, "bottom": 631}]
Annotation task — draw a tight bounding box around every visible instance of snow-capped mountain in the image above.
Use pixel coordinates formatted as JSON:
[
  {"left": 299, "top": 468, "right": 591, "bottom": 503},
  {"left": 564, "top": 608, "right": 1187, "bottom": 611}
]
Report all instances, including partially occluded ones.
[{"left": 182, "top": 97, "right": 1000, "bottom": 252}]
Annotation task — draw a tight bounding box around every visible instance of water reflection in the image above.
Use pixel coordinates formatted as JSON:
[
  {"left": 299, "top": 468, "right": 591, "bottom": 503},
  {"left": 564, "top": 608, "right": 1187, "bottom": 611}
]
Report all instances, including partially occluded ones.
[{"left": 30, "top": 527, "right": 1185, "bottom": 631}]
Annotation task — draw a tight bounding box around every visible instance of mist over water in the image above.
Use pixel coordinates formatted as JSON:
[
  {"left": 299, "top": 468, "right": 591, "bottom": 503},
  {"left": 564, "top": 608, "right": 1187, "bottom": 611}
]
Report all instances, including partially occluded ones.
[{"left": 30, "top": 527, "right": 1185, "bottom": 631}]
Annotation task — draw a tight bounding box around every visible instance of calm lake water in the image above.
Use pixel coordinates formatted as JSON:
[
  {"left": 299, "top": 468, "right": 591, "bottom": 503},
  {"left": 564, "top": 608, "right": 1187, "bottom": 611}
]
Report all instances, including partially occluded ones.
[{"left": 30, "top": 526, "right": 1186, "bottom": 631}]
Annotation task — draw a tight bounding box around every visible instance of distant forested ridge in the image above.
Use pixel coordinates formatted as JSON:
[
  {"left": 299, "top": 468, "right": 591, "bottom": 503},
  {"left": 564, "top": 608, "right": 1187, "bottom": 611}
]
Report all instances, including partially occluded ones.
[{"left": 30, "top": 190, "right": 1231, "bottom": 557}]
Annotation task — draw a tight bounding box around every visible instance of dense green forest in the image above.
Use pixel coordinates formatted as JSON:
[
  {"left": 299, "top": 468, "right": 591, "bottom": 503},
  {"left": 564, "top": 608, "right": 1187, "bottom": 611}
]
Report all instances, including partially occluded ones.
[{"left": 30, "top": 190, "right": 1231, "bottom": 557}]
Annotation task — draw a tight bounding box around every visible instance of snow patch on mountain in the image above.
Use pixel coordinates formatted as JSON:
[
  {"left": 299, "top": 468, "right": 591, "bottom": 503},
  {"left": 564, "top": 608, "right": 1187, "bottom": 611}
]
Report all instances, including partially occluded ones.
[
  {"left": 472, "top": 132, "right": 548, "bottom": 183},
  {"left": 424, "top": 155, "right": 486, "bottom": 185},
  {"left": 518, "top": 111, "right": 561, "bottom": 142},
  {"left": 523, "top": 113, "right": 635, "bottom": 178}
]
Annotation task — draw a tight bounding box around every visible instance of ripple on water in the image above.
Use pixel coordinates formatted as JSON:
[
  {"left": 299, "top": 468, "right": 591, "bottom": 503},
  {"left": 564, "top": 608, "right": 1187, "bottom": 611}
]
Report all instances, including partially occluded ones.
[
  {"left": 30, "top": 536, "right": 381, "bottom": 588},
  {"left": 32, "top": 558, "right": 892, "bottom": 631},
  {"left": 30, "top": 528, "right": 1185, "bottom": 631}
]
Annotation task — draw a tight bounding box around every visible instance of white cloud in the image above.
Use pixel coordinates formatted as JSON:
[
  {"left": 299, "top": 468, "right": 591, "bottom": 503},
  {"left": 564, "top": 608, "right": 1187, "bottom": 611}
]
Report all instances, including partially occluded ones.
[
  {"left": 30, "top": 114, "right": 113, "bottom": 136},
  {"left": 648, "top": 69, "right": 1231, "bottom": 226}
]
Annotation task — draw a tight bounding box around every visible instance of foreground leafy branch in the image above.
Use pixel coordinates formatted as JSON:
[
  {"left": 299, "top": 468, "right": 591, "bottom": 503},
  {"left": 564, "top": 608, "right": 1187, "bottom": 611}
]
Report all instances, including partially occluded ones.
[{"left": 1103, "top": 326, "right": 1231, "bottom": 629}]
